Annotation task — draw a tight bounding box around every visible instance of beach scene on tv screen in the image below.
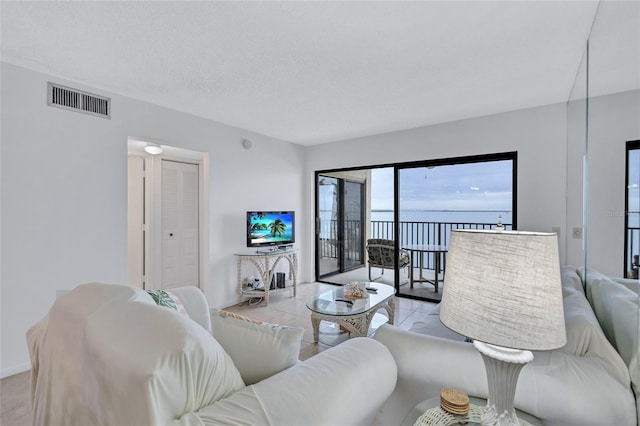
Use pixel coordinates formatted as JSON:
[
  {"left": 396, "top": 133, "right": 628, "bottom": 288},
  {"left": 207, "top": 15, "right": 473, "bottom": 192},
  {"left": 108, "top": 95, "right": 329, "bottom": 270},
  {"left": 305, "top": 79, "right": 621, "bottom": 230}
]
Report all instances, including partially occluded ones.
[{"left": 249, "top": 213, "right": 294, "bottom": 244}]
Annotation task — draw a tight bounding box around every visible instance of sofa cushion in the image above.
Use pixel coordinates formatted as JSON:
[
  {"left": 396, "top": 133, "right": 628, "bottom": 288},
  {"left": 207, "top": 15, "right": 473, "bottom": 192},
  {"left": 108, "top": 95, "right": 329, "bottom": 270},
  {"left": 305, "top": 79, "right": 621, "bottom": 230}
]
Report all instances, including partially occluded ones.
[
  {"left": 409, "top": 267, "right": 604, "bottom": 349},
  {"left": 551, "top": 266, "right": 623, "bottom": 363},
  {"left": 558, "top": 288, "right": 611, "bottom": 357},
  {"left": 27, "top": 283, "right": 245, "bottom": 426},
  {"left": 557, "top": 271, "right": 632, "bottom": 397},
  {"left": 211, "top": 309, "right": 304, "bottom": 385},
  {"left": 582, "top": 271, "right": 639, "bottom": 425},
  {"left": 613, "top": 276, "right": 640, "bottom": 294},
  {"left": 581, "top": 270, "right": 639, "bottom": 359},
  {"left": 560, "top": 265, "right": 584, "bottom": 295},
  {"left": 589, "top": 277, "right": 638, "bottom": 361}
]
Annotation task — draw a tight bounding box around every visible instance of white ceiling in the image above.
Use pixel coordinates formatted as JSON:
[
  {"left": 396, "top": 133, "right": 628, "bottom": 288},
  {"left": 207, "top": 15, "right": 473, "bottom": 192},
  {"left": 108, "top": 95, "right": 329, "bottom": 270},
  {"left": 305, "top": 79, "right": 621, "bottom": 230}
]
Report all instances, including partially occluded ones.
[{"left": 1, "top": 1, "right": 606, "bottom": 145}]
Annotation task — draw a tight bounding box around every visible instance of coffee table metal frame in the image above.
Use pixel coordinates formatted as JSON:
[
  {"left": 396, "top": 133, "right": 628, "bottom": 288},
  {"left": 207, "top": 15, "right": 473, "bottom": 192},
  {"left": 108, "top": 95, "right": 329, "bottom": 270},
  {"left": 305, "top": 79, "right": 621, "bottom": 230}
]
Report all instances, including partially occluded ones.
[{"left": 306, "top": 284, "right": 396, "bottom": 342}]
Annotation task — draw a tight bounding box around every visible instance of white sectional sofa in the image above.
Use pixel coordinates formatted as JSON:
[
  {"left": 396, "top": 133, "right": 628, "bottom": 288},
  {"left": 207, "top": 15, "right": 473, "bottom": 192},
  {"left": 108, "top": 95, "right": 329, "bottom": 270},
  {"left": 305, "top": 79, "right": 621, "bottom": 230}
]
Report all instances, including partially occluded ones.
[
  {"left": 27, "top": 283, "right": 398, "bottom": 426},
  {"left": 579, "top": 268, "right": 640, "bottom": 425},
  {"left": 373, "top": 266, "right": 639, "bottom": 425},
  {"left": 27, "top": 268, "right": 637, "bottom": 426}
]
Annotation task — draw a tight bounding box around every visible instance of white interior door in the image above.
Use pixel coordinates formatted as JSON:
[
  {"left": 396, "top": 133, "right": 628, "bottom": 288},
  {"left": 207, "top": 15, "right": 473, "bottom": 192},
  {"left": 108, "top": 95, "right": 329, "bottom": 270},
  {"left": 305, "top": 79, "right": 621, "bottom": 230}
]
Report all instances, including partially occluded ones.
[{"left": 161, "top": 160, "right": 199, "bottom": 289}]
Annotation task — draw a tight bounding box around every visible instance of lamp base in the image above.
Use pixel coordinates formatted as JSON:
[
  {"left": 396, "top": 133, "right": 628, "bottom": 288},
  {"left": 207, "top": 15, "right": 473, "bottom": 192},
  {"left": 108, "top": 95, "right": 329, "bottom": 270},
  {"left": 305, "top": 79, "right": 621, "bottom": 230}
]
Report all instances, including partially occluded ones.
[{"left": 473, "top": 340, "right": 534, "bottom": 426}]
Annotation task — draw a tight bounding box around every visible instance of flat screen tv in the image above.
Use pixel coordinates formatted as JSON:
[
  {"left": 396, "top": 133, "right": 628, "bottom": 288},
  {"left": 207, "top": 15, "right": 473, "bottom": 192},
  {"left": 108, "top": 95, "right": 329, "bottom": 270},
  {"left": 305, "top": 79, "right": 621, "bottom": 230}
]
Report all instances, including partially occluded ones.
[{"left": 247, "top": 211, "right": 295, "bottom": 247}]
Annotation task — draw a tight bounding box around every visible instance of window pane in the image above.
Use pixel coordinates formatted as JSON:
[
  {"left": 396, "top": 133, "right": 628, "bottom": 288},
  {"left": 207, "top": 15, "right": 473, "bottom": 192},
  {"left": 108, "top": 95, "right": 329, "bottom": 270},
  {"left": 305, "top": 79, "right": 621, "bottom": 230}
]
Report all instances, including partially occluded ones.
[{"left": 396, "top": 158, "right": 514, "bottom": 302}]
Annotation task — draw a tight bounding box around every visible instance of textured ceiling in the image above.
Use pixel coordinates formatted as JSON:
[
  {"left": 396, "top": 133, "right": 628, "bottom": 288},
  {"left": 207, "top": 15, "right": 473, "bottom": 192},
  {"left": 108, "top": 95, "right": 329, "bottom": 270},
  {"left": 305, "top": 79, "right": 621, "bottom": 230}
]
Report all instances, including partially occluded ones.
[{"left": 1, "top": 1, "right": 604, "bottom": 145}]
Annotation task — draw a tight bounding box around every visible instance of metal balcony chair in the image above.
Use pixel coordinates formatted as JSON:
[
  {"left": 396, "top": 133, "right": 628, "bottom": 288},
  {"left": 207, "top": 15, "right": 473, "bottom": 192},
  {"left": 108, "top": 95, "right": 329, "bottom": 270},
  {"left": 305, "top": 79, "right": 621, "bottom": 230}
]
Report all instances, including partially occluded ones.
[{"left": 366, "top": 238, "right": 411, "bottom": 283}]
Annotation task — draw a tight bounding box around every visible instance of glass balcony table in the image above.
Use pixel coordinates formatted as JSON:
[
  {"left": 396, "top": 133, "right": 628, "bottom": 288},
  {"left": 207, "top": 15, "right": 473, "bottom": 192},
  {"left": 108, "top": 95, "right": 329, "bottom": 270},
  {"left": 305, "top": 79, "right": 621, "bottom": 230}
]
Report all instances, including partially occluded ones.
[{"left": 402, "top": 244, "right": 448, "bottom": 292}]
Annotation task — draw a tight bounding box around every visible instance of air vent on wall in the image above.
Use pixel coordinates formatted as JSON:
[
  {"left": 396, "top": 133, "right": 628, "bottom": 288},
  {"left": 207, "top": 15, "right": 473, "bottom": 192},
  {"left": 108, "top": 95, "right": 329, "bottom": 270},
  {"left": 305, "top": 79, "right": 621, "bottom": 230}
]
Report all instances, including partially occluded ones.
[{"left": 47, "top": 82, "right": 111, "bottom": 119}]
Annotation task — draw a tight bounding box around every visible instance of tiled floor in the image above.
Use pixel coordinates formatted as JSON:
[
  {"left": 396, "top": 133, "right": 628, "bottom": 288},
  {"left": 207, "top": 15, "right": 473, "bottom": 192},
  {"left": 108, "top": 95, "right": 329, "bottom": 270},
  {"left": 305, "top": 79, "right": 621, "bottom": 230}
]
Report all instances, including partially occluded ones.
[
  {"left": 319, "top": 265, "right": 444, "bottom": 302},
  {"left": 0, "top": 370, "right": 30, "bottom": 426},
  {"left": 0, "top": 282, "right": 436, "bottom": 425},
  {"left": 225, "top": 281, "right": 437, "bottom": 360}
]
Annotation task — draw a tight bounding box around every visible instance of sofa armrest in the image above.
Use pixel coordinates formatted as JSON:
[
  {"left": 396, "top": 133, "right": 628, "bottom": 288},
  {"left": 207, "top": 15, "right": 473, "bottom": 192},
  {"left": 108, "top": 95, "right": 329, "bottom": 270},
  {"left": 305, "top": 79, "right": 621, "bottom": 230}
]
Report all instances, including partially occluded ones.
[
  {"left": 169, "top": 286, "right": 212, "bottom": 332},
  {"left": 373, "top": 324, "right": 637, "bottom": 426},
  {"left": 172, "top": 337, "right": 398, "bottom": 426},
  {"left": 373, "top": 324, "right": 486, "bottom": 424}
]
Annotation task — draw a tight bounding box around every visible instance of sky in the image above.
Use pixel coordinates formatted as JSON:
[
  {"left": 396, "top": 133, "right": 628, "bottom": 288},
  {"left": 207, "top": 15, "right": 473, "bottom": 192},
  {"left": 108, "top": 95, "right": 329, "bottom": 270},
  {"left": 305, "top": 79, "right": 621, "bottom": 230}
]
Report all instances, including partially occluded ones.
[{"left": 371, "top": 160, "right": 513, "bottom": 211}]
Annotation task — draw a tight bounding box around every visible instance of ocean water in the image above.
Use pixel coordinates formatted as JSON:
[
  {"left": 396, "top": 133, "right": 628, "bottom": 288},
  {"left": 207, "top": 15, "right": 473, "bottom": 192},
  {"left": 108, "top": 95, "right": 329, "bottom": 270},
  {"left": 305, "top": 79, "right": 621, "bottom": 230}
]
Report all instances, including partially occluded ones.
[
  {"left": 370, "top": 210, "right": 511, "bottom": 244},
  {"left": 319, "top": 209, "right": 511, "bottom": 242},
  {"left": 371, "top": 210, "right": 512, "bottom": 225}
]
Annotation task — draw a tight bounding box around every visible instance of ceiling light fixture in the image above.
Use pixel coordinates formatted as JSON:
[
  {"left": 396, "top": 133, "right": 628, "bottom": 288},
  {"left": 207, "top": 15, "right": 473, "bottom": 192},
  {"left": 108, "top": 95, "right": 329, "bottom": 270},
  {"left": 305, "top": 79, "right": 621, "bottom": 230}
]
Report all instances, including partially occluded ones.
[{"left": 144, "top": 144, "right": 163, "bottom": 155}]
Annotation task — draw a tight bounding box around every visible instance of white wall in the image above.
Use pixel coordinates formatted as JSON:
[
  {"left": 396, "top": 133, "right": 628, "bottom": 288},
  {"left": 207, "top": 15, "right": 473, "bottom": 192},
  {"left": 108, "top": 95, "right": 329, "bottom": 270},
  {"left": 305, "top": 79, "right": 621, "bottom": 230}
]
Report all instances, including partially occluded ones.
[
  {"left": 0, "top": 63, "right": 306, "bottom": 377},
  {"left": 565, "top": 97, "right": 587, "bottom": 269},
  {"left": 303, "top": 103, "right": 570, "bottom": 280}
]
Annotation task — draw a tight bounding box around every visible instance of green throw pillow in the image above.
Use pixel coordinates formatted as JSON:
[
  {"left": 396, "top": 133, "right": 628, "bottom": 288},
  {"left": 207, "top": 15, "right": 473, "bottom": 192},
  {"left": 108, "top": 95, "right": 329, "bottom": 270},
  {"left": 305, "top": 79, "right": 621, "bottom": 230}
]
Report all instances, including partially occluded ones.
[{"left": 146, "top": 290, "right": 177, "bottom": 310}]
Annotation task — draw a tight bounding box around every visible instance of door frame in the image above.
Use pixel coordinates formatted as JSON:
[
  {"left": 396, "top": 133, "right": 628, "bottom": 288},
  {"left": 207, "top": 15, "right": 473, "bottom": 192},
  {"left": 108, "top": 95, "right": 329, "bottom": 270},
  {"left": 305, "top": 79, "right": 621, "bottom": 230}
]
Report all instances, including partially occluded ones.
[
  {"left": 146, "top": 154, "right": 209, "bottom": 291},
  {"left": 127, "top": 154, "right": 146, "bottom": 287},
  {"left": 127, "top": 138, "right": 209, "bottom": 292}
]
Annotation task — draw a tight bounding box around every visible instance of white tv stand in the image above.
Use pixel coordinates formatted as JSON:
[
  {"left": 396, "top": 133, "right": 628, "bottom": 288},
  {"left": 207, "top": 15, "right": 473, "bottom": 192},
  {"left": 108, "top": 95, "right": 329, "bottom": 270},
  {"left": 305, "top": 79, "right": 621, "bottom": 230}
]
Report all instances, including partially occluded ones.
[
  {"left": 255, "top": 244, "right": 293, "bottom": 254},
  {"left": 234, "top": 248, "right": 297, "bottom": 305}
]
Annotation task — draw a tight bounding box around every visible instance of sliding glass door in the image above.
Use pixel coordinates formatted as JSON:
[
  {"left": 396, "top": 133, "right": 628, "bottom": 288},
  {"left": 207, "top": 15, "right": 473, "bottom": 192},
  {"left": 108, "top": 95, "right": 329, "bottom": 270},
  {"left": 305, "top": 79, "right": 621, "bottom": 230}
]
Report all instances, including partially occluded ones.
[
  {"left": 316, "top": 174, "right": 365, "bottom": 280},
  {"left": 314, "top": 153, "right": 516, "bottom": 302}
]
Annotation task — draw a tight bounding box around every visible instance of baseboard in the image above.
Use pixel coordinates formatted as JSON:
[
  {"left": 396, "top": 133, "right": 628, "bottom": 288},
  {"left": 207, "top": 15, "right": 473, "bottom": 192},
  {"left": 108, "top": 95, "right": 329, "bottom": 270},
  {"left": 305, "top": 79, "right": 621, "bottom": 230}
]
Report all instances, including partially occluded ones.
[{"left": 1, "top": 362, "right": 30, "bottom": 379}]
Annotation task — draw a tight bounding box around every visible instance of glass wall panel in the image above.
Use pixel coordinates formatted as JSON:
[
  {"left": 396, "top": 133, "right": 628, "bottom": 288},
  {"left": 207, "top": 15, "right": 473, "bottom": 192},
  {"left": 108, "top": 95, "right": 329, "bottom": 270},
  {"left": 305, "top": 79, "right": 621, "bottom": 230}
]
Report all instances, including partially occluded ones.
[
  {"left": 586, "top": 1, "right": 640, "bottom": 277},
  {"left": 566, "top": 39, "right": 588, "bottom": 270},
  {"left": 583, "top": 5, "right": 639, "bottom": 416}
]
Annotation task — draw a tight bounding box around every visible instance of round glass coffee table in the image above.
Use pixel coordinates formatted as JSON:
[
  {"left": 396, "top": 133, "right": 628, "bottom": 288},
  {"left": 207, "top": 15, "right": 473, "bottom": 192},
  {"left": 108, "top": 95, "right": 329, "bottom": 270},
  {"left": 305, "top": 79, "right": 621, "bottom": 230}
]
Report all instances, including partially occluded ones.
[{"left": 306, "top": 284, "right": 395, "bottom": 342}]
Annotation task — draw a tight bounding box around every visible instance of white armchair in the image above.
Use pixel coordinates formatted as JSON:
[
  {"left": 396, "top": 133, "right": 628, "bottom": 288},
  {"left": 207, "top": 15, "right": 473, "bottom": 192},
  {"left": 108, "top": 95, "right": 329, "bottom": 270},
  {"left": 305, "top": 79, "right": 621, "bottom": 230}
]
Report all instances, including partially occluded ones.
[{"left": 27, "top": 282, "right": 398, "bottom": 426}]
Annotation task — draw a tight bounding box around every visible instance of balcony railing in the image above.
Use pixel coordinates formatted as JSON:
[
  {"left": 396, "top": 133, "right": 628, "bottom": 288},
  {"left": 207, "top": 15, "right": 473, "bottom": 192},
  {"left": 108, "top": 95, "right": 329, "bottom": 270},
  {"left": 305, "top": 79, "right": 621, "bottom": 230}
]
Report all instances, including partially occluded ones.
[
  {"left": 371, "top": 220, "right": 512, "bottom": 271},
  {"left": 627, "top": 226, "right": 639, "bottom": 278},
  {"left": 318, "top": 219, "right": 363, "bottom": 261},
  {"left": 371, "top": 220, "right": 511, "bottom": 245},
  {"left": 320, "top": 220, "right": 639, "bottom": 278},
  {"left": 320, "top": 220, "right": 512, "bottom": 271}
]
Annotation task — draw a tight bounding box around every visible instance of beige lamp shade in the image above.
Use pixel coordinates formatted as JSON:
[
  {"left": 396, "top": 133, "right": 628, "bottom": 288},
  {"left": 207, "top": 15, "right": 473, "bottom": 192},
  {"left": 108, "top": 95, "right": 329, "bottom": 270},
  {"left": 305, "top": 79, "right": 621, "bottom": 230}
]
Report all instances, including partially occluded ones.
[{"left": 440, "top": 229, "right": 566, "bottom": 351}]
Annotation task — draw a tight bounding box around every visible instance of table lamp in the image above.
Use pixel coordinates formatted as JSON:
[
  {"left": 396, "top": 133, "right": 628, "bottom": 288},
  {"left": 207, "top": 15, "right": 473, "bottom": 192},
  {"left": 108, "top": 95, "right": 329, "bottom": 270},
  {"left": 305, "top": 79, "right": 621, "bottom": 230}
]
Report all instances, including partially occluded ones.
[{"left": 440, "top": 229, "right": 565, "bottom": 426}]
